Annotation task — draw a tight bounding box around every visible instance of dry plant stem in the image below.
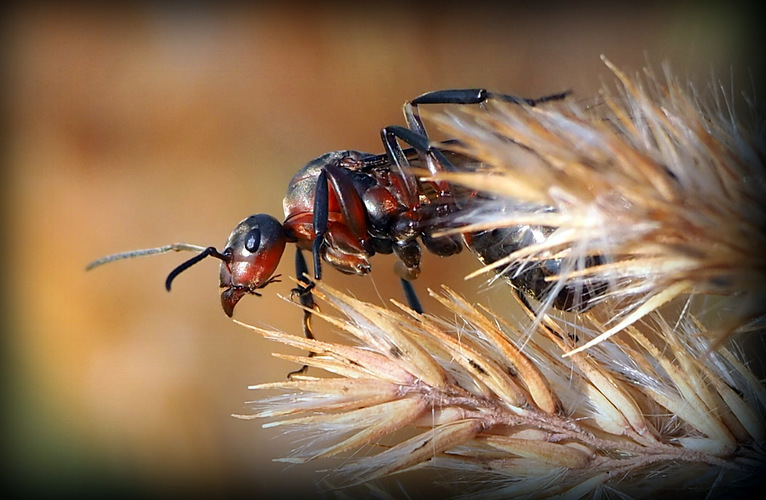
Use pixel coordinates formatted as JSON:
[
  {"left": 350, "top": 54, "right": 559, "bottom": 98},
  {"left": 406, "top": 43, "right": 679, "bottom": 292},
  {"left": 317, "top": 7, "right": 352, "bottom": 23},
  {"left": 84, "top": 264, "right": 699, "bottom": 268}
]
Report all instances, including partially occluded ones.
[{"left": 240, "top": 282, "right": 752, "bottom": 492}]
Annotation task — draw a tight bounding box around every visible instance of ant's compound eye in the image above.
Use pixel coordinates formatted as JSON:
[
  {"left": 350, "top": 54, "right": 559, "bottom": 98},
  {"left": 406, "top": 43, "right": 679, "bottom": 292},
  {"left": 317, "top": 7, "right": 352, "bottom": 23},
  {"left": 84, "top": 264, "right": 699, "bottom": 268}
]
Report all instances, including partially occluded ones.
[{"left": 244, "top": 228, "right": 261, "bottom": 253}]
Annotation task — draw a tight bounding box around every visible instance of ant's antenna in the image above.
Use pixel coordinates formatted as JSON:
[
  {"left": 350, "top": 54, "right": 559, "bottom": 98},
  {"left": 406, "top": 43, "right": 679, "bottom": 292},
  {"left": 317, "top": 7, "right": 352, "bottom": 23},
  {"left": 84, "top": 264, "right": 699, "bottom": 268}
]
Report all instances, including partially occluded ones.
[
  {"left": 164, "top": 247, "right": 228, "bottom": 291},
  {"left": 86, "top": 242, "right": 229, "bottom": 291},
  {"left": 86, "top": 243, "right": 209, "bottom": 270}
]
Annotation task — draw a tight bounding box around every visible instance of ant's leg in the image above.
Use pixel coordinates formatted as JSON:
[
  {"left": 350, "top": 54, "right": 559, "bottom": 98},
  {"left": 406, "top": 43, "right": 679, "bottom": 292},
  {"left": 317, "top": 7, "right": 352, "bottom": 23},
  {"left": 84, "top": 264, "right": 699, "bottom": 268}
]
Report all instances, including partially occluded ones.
[
  {"left": 382, "top": 125, "right": 457, "bottom": 175},
  {"left": 378, "top": 127, "right": 420, "bottom": 209},
  {"left": 384, "top": 88, "right": 571, "bottom": 177},
  {"left": 400, "top": 278, "right": 423, "bottom": 314},
  {"left": 292, "top": 248, "right": 317, "bottom": 340},
  {"left": 382, "top": 126, "right": 464, "bottom": 294},
  {"left": 382, "top": 125, "right": 462, "bottom": 213},
  {"left": 515, "top": 288, "right": 578, "bottom": 343},
  {"left": 312, "top": 169, "right": 329, "bottom": 281},
  {"left": 516, "top": 287, "right": 538, "bottom": 317},
  {"left": 405, "top": 88, "right": 571, "bottom": 137},
  {"left": 323, "top": 163, "right": 367, "bottom": 240},
  {"left": 410, "top": 88, "right": 570, "bottom": 107},
  {"left": 392, "top": 238, "right": 424, "bottom": 312},
  {"left": 388, "top": 88, "right": 571, "bottom": 201},
  {"left": 312, "top": 162, "right": 370, "bottom": 280},
  {"left": 287, "top": 249, "right": 319, "bottom": 379}
]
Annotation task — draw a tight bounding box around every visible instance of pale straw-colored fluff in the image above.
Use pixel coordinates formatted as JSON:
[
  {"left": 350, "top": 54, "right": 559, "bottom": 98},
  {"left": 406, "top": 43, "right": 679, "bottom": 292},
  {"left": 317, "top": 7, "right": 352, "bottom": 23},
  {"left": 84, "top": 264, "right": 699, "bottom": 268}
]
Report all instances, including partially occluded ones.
[
  {"left": 238, "top": 58, "right": 765, "bottom": 497},
  {"left": 428, "top": 57, "right": 765, "bottom": 352}
]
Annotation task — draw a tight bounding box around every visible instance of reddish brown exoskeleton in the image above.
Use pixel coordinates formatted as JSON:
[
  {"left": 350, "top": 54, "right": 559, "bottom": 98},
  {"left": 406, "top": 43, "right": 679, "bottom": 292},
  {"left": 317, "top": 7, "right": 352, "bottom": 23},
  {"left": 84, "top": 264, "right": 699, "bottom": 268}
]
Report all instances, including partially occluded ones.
[{"left": 88, "top": 89, "right": 605, "bottom": 323}]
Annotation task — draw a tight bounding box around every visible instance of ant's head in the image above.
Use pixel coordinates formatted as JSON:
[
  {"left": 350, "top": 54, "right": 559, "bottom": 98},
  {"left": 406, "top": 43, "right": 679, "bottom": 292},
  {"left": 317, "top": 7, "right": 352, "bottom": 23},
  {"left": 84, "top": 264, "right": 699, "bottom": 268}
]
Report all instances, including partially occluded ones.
[{"left": 166, "top": 214, "right": 286, "bottom": 317}]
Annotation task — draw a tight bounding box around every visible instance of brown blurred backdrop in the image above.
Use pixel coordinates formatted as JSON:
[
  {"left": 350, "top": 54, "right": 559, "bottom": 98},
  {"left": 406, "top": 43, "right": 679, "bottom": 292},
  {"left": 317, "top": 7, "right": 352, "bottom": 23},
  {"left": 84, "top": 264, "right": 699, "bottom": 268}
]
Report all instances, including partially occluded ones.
[{"left": 3, "top": 3, "right": 762, "bottom": 497}]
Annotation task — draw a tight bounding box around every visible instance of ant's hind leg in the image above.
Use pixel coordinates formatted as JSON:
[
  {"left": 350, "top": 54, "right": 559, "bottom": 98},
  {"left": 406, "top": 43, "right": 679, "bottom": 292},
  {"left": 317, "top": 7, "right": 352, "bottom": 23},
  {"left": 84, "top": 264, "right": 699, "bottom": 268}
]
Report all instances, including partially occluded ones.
[
  {"left": 409, "top": 88, "right": 570, "bottom": 107},
  {"left": 400, "top": 278, "right": 423, "bottom": 315},
  {"left": 514, "top": 288, "right": 578, "bottom": 343},
  {"left": 404, "top": 88, "right": 571, "bottom": 138}
]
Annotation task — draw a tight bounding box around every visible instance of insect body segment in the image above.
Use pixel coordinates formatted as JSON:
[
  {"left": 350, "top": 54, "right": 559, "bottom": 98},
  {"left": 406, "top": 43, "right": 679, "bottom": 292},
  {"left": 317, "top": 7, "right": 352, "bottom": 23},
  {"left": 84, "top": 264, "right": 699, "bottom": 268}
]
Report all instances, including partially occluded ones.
[
  {"left": 465, "top": 226, "right": 606, "bottom": 312},
  {"left": 281, "top": 151, "right": 376, "bottom": 279},
  {"left": 281, "top": 148, "right": 465, "bottom": 284},
  {"left": 217, "top": 214, "right": 286, "bottom": 317}
]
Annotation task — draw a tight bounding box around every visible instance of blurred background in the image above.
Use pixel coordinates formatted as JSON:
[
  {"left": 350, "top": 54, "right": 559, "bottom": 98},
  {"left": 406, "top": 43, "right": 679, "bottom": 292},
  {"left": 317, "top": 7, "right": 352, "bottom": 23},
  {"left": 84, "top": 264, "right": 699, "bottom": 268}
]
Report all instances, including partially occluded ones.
[{"left": 3, "top": 2, "right": 762, "bottom": 497}]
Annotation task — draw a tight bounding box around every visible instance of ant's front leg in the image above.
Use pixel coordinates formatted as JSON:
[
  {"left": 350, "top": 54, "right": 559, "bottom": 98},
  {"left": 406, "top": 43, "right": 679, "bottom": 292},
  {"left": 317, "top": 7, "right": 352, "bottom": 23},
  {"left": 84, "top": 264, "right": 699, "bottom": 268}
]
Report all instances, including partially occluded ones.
[
  {"left": 287, "top": 248, "right": 319, "bottom": 379},
  {"left": 312, "top": 169, "right": 329, "bottom": 281},
  {"left": 291, "top": 248, "right": 317, "bottom": 340},
  {"left": 311, "top": 161, "right": 369, "bottom": 281}
]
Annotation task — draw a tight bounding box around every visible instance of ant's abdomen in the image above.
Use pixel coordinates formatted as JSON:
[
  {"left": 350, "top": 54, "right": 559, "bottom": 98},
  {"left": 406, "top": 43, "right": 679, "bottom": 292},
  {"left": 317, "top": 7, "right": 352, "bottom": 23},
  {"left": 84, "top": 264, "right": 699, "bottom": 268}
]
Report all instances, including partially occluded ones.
[{"left": 465, "top": 226, "right": 606, "bottom": 311}]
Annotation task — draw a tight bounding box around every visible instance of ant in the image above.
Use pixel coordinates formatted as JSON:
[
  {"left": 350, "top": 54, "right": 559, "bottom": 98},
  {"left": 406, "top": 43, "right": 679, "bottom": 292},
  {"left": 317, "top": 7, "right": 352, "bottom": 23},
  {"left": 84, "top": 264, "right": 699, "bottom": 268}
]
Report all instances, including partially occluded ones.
[{"left": 88, "top": 89, "right": 605, "bottom": 340}]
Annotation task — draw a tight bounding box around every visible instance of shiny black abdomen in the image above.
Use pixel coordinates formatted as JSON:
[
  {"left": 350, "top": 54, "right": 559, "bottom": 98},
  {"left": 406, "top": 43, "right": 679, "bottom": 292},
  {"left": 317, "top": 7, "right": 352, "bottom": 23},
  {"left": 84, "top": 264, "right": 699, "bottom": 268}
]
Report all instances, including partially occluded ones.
[{"left": 467, "top": 226, "right": 606, "bottom": 311}]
